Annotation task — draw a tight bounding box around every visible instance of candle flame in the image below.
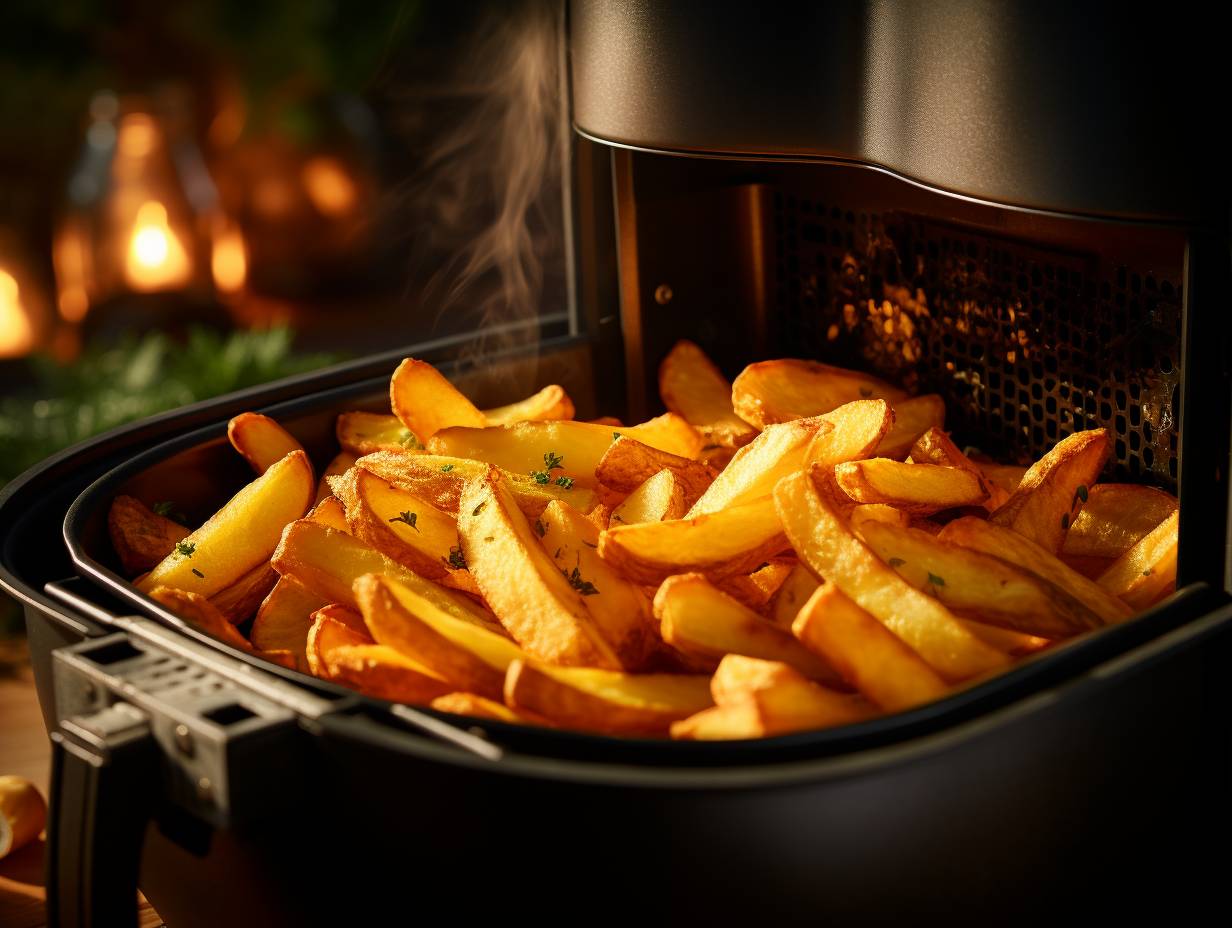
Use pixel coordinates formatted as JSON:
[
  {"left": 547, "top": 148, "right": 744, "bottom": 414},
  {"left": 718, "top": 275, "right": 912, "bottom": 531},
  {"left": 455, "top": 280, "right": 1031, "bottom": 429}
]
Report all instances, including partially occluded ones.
[
  {"left": 211, "top": 223, "right": 248, "bottom": 293},
  {"left": 0, "top": 268, "right": 35, "bottom": 357},
  {"left": 126, "top": 201, "right": 191, "bottom": 292}
]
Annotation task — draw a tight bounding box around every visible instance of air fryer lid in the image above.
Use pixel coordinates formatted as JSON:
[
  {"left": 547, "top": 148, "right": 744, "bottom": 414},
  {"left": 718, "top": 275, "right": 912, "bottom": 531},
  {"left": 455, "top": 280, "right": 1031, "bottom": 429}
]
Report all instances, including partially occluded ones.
[{"left": 569, "top": 0, "right": 1228, "bottom": 221}]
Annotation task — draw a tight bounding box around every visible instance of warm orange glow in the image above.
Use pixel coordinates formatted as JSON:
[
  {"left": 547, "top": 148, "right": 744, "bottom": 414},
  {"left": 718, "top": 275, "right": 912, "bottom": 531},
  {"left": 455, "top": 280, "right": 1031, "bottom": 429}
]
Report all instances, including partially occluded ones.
[
  {"left": 0, "top": 269, "right": 35, "bottom": 357},
  {"left": 53, "top": 224, "right": 91, "bottom": 321},
  {"left": 126, "top": 201, "right": 191, "bottom": 292},
  {"left": 211, "top": 222, "right": 248, "bottom": 293},
  {"left": 117, "top": 113, "right": 158, "bottom": 159},
  {"left": 302, "top": 157, "right": 358, "bottom": 217}
]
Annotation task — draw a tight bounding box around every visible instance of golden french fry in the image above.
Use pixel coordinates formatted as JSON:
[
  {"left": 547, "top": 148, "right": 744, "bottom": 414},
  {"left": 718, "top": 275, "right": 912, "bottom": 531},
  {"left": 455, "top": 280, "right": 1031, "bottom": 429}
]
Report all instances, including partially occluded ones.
[
  {"left": 774, "top": 469, "right": 1007, "bottom": 681},
  {"left": 848, "top": 504, "right": 910, "bottom": 534},
  {"left": 430, "top": 691, "right": 549, "bottom": 725},
  {"left": 805, "top": 399, "right": 894, "bottom": 468},
  {"left": 208, "top": 562, "right": 278, "bottom": 624},
  {"left": 148, "top": 586, "right": 252, "bottom": 651},
  {"left": 308, "top": 495, "right": 349, "bottom": 532},
  {"left": 686, "top": 417, "right": 830, "bottom": 516},
  {"left": 250, "top": 577, "right": 326, "bottom": 670},
  {"left": 320, "top": 644, "right": 453, "bottom": 703},
  {"left": 599, "top": 497, "right": 789, "bottom": 587},
  {"left": 1096, "top": 510, "right": 1179, "bottom": 610},
  {"left": 938, "top": 516, "right": 1133, "bottom": 624},
  {"left": 354, "top": 572, "right": 524, "bottom": 700},
  {"left": 715, "top": 558, "right": 795, "bottom": 612},
  {"left": 610, "top": 469, "right": 687, "bottom": 526},
  {"left": 335, "top": 467, "right": 457, "bottom": 579},
  {"left": 990, "top": 428, "right": 1111, "bottom": 552},
  {"left": 594, "top": 435, "right": 716, "bottom": 507},
  {"left": 1062, "top": 483, "right": 1179, "bottom": 559},
  {"left": 108, "top": 495, "right": 190, "bottom": 576},
  {"left": 537, "top": 500, "right": 658, "bottom": 670},
  {"left": 792, "top": 584, "right": 949, "bottom": 712},
  {"left": 227, "top": 412, "right": 305, "bottom": 476},
  {"left": 658, "top": 339, "right": 757, "bottom": 447},
  {"left": 389, "top": 358, "right": 488, "bottom": 442},
  {"left": 768, "top": 563, "right": 821, "bottom": 630},
  {"left": 305, "top": 608, "right": 373, "bottom": 676},
  {"left": 0, "top": 775, "right": 47, "bottom": 860},
  {"left": 977, "top": 461, "right": 1027, "bottom": 495},
  {"left": 654, "top": 574, "right": 844, "bottom": 686},
  {"left": 731, "top": 358, "right": 907, "bottom": 429},
  {"left": 459, "top": 468, "right": 620, "bottom": 668},
  {"left": 483, "top": 384, "right": 576, "bottom": 425},
  {"left": 835, "top": 459, "right": 988, "bottom": 514},
  {"left": 620, "top": 413, "right": 704, "bottom": 460},
  {"left": 909, "top": 427, "right": 1008, "bottom": 510},
  {"left": 504, "top": 658, "right": 713, "bottom": 736},
  {"left": 875, "top": 395, "right": 946, "bottom": 459},
  {"left": 336, "top": 411, "right": 424, "bottom": 456},
  {"left": 960, "top": 621, "right": 1050, "bottom": 656},
  {"left": 858, "top": 521, "right": 1102, "bottom": 638},
  {"left": 137, "top": 451, "right": 314, "bottom": 598},
  {"left": 316, "top": 451, "right": 358, "bottom": 503}
]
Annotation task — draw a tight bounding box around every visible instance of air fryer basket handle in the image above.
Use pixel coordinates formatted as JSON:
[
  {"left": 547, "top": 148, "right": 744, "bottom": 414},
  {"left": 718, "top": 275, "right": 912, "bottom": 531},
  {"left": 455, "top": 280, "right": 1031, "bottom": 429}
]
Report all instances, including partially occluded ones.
[{"left": 47, "top": 705, "right": 157, "bottom": 928}]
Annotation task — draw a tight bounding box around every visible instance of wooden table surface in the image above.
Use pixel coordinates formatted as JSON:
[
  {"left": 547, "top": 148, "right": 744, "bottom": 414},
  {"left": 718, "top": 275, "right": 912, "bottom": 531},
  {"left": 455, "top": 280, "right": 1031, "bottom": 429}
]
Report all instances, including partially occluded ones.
[{"left": 0, "top": 655, "right": 162, "bottom": 928}]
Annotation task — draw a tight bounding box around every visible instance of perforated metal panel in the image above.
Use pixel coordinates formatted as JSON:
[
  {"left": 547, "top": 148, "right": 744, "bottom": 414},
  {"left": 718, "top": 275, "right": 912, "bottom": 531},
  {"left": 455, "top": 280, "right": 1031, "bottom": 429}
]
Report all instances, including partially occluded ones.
[{"left": 774, "top": 194, "right": 1183, "bottom": 489}]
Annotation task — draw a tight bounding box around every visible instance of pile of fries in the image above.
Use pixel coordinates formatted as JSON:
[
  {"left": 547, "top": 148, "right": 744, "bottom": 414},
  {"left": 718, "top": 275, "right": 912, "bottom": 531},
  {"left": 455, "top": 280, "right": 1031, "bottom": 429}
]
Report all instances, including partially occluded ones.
[{"left": 108, "top": 343, "right": 1180, "bottom": 739}]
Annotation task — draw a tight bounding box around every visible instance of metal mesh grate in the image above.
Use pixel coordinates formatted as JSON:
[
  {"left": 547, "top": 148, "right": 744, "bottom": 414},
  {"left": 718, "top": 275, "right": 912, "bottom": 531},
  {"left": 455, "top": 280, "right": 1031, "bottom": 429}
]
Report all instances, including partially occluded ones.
[{"left": 773, "top": 194, "right": 1182, "bottom": 488}]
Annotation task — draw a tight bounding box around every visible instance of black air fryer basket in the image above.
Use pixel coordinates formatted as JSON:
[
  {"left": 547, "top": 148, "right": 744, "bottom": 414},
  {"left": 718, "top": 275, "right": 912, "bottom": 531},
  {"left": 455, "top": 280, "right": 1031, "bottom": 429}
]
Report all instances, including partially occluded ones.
[{"left": 3, "top": 2, "right": 1231, "bottom": 924}]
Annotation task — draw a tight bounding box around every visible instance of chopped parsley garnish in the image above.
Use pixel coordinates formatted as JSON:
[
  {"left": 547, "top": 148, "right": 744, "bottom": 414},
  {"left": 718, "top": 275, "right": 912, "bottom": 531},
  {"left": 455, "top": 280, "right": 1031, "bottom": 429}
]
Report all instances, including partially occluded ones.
[
  {"left": 472, "top": 501, "right": 486, "bottom": 516},
  {"left": 561, "top": 556, "right": 599, "bottom": 596},
  {"left": 927, "top": 572, "right": 946, "bottom": 587},
  {"left": 887, "top": 557, "right": 907, "bottom": 568},
  {"left": 1075, "top": 484, "right": 1089, "bottom": 503},
  {"left": 1060, "top": 513, "right": 1070, "bottom": 530},
  {"left": 389, "top": 511, "right": 419, "bottom": 532},
  {"left": 191, "top": 568, "right": 205, "bottom": 579},
  {"left": 555, "top": 475, "right": 575, "bottom": 490},
  {"left": 152, "top": 501, "right": 185, "bottom": 521},
  {"left": 612, "top": 432, "right": 622, "bottom": 442},
  {"left": 530, "top": 451, "right": 566, "bottom": 486},
  {"left": 534, "top": 518, "right": 546, "bottom": 538},
  {"left": 397, "top": 429, "right": 424, "bottom": 450},
  {"left": 1142, "top": 568, "right": 1153, "bottom": 577},
  {"left": 440, "top": 464, "right": 455, "bottom": 473},
  {"left": 543, "top": 451, "right": 564, "bottom": 471},
  {"left": 175, "top": 541, "right": 196, "bottom": 559},
  {"left": 530, "top": 470, "right": 551, "bottom": 485},
  {"left": 442, "top": 546, "right": 467, "bottom": 570}
]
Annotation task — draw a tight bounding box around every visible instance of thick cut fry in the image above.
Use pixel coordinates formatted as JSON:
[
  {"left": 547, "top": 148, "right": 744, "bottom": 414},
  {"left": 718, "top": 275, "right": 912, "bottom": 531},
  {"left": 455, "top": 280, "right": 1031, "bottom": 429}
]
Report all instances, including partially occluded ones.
[
  {"left": 208, "top": 562, "right": 278, "bottom": 624},
  {"left": 483, "top": 384, "right": 575, "bottom": 425},
  {"left": 430, "top": 692, "right": 548, "bottom": 725},
  {"left": 600, "top": 497, "right": 789, "bottom": 586},
  {"left": 977, "top": 461, "right": 1027, "bottom": 495},
  {"left": 849, "top": 504, "right": 910, "bottom": 534},
  {"left": 858, "top": 521, "right": 1102, "bottom": 638},
  {"left": 227, "top": 412, "right": 305, "bottom": 475},
  {"left": 336, "top": 468, "right": 457, "bottom": 579},
  {"left": 321, "top": 644, "right": 453, "bottom": 703},
  {"left": 336, "top": 411, "right": 424, "bottom": 456},
  {"left": 774, "top": 469, "right": 1007, "bottom": 681},
  {"left": 716, "top": 558, "right": 795, "bottom": 612},
  {"left": 768, "top": 564, "right": 821, "bottom": 630},
  {"left": 537, "top": 501, "right": 657, "bottom": 669},
  {"left": 654, "top": 574, "right": 844, "bottom": 686},
  {"left": 1062, "top": 484, "right": 1179, "bottom": 559},
  {"left": 732, "top": 358, "right": 907, "bottom": 429},
  {"left": 909, "top": 427, "right": 1008, "bottom": 510},
  {"left": 1096, "top": 510, "right": 1179, "bottom": 610},
  {"left": 595, "top": 436, "right": 715, "bottom": 507},
  {"left": 610, "top": 469, "right": 687, "bottom": 526},
  {"left": 805, "top": 399, "right": 894, "bottom": 468},
  {"left": 390, "top": 358, "right": 487, "bottom": 442},
  {"left": 306, "top": 609, "right": 373, "bottom": 676},
  {"left": 137, "top": 451, "right": 314, "bottom": 598},
  {"left": 250, "top": 577, "right": 327, "bottom": 669},
  {"left": 793, "top": 585, "right": 949, "bottom": 711},
  {"left": 835, "top": 459, "right": 988, "bottom": 514},
  {"left": 658, "top": 340, "right": 757, "bottom": 447},
  {"left": 108, "top": 495, "right": 190, "bottom": 576},
  {"left": 459, "top": 468, "right": 620, "bottom": 668},
  {"left": 272, "top": 519, "right": 506, "bottom": 634},
  {"left": 308, "top": 495, "right": 349, "bottom": 532},
  {"left": 148, "top": 586, "right": 251, "bottom": 650},
  {"left": 990, "top": 429, "right": 1111, "bottom": 552},
  {"left": 504, "top": 659, "right": 712, "bottom": 735},
  {"left": 354, "top": 573, "right": 524, "bottom": 700},
  {"left": 939, "top": 517, "right": 1133, "bottom": 624},
  {"left": 687, "top": 417, "right": 830, "bottom": 517},
  {"left": 316, "top": 451, "right": 358, "bottom": 503},
  {"left": 621, "top": 413, "right": 704, "bottom": 460},
  {"left": 876, "top": 395, "right": 946, "bottom": 459}
]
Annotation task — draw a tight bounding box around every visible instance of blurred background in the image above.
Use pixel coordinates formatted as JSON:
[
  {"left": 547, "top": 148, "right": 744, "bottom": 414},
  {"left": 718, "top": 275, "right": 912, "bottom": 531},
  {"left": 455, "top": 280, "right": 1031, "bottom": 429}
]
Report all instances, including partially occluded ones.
[{"left": 0, "top": 0, "right": 569, "bottom": 646}]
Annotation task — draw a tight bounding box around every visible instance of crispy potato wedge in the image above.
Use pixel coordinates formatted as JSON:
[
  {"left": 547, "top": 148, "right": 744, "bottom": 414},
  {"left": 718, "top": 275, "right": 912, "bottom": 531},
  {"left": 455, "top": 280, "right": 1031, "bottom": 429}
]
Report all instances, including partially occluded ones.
[
  {"left": 594, "top": 436, "right": 715, "bottom": 507},
  {"left": 600, "top": 497, "right": 789, "bottom": 586},
  {"left": 305, "top": 608, "right": 372, "bottom": 675},
  {"left": 774, "top": 469, "right": 1007, "bottom": 681},
  {"left": 849, "top": 504, "right": 911, "bottom": 534},
  {"left": 716, "top": 558, "right": 795, "bottom": 612},
  {"left": 805, "top": 399, "right": 894, "bottom": 468},
  {"left": 316, "top": 451, "right": 358, "bottom": 503},
  {"left": 977, "top": 461, "right": 1028, "bottom": 495},
  {"left": 1062, "top": 483, "right": 1179, "bottom": 559},
  {"left": 308, "top": 495, "right": 349, "bottom": 532},
  {"left": 732, "top": 358, "right": 907, "bottom": 429},
  {"left": 459, "top": 468, "right": 620, "bottom": 668},
  {"left": 208, "top": 562, "right": 278, "bottom": 624},
  {"left": 768, "top": 563, "right": 821, "bottom": 630},
  {"left": 875, "top": 395, "right": 946, "bottom": 459},
  {"left": 909, "top": 427, "right": 1008, "bottom": 510},
  {"left": 390, "top": 358, "right": 488, "bottom": 442},
  {"left": 858, "top": 521, "right": 1102, "bottom": 638},
  {"left": 137, "top": 450, "right": 314, "bottom": 598},
  {"left": 504, "top": 658, "right": 713, "bottom": 735},
  {"left": 108, "top": 495, "right": 191, "bottom": 576},
  {"left": 835, "top": 458, "right": 988, "bottom": 514},
  {"left": 1096, "top": 510, "right": 1179, "bottom": 610},
  {"left": 620, "top": 413, "right": 704, "bottom": 460},
  {"left": 658, "top": 339, "right": 757, "bottom": 447},
  {"left": 148, "top": 586, "right": 251, "bottom": 650},
  {"left": 687, "top": 417, "right": 829, "bottom": 516},
  {"left": 938, "top": 516, "right": 1133, "bottom": 624},
  {"left": 960, "top": 621, "right": 1050, "bottom": 656},
  {"left": 538, "top": 501, "right": 657, "bottom": 669},
  {"left": 320, "top": 644, "right": 453, "bottom": 703},
  {"left": 430, "top": 691, "right": 548, "bottom": 725},
  {"left": 336, "top": 467, "right": 457, "bottom": 579},
  {"left": 654, "top": 574, "right": 844, "bottom": 686},
  {"left": 250, "top": 577, "right": 327, "bottom": 670},
  {"left": 990, "top": 428, "right": 1111, "bottom": 552},
  {"left": 482, "top": 384, "right": 575, "bottom": 425},
  {"left": 610, "top": 469, "right": 687, "bottom": 526},
  {"left": 336, "top": 411, "right": 424, "bottom": 456},
  {"left": 792, "top": 584, "right": 949, "bottom": 711},
  {"left": 272, "top": 519, "right": 506, "bottom": 634},
  {"left": 354, "top": 573, "right": 524, "bottom": 700},
  {"left": 227, "top": 412, "right": 305, "bottom": 476}
]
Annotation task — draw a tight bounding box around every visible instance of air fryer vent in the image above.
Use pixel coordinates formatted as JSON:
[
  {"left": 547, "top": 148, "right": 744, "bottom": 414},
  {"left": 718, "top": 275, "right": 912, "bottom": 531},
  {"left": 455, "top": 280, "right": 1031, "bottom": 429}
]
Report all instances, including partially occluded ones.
[{"left": 773, "top": 195, "right": 1182, "bottom": 488}]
